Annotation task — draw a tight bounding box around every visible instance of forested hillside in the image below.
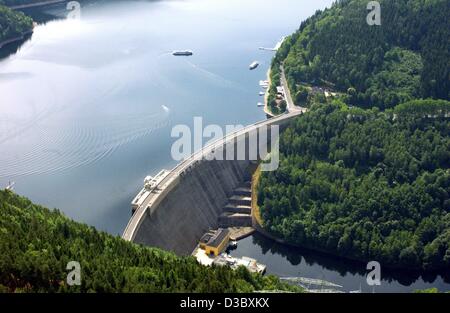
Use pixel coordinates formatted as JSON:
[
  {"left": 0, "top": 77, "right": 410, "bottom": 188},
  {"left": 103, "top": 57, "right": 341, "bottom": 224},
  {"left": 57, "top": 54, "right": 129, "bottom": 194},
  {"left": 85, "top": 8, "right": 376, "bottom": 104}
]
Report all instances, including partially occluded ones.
[
  {"left": 0, "top": 5, "right": 32, "bottom": 44},
  {"left": 258, "top": 100, "right": 450, "bottom": 270},
  {"left": 273, "top": 0, "right": 449, "bottom": 110},
  {"left": 0, "top": 190, "right": 301, "bottom": 293}
]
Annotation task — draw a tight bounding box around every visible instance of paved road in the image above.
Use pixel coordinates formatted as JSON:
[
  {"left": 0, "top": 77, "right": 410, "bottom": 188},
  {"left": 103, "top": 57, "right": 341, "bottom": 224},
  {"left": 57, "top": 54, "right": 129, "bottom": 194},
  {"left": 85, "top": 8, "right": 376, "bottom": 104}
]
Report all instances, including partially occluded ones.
[{"left": 280, "top": 66, "right": 307, "bottom": 114}]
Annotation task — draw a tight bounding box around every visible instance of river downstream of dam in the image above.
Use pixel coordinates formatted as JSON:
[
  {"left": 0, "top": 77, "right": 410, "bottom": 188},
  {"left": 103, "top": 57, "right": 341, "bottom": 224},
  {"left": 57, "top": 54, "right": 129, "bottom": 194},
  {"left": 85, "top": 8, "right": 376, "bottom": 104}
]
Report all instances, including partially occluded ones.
[{"left": 0, "top": 0, "right": 449, "bottom": 292}]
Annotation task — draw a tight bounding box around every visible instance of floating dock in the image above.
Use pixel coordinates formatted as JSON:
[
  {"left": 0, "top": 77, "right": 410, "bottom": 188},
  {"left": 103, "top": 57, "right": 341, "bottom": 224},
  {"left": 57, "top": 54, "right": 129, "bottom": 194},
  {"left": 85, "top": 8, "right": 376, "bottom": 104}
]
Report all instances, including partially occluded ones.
[
  {"left": 258, "top": 36, "right": 286, "bottom": 52},
  {"left": 280, "top": 276, "right": 345, "bottom": 293},
  {"left": 172, "top": 50, "right": 193, "bottom": 56},
  {"left": 259, "top": 80, "right": 269, "bottom": 87}
]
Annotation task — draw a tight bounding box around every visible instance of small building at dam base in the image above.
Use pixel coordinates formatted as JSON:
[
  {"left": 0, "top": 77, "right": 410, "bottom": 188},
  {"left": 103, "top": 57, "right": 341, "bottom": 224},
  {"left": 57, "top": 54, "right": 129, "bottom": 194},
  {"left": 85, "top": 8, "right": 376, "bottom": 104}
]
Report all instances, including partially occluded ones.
[{"left": 199, "top": 228, "right": 230, "bottom": 257}]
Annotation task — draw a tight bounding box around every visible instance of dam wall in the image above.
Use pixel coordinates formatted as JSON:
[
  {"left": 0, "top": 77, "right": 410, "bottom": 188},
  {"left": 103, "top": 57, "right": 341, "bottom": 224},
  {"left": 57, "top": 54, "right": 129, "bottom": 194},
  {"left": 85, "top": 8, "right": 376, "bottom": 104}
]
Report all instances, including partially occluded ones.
[
  {"left": 133, "top": 159, "right": 252, "bottom": 254},
  {"left": 124, "top": 112, "right": 302, "bottom": 255}
]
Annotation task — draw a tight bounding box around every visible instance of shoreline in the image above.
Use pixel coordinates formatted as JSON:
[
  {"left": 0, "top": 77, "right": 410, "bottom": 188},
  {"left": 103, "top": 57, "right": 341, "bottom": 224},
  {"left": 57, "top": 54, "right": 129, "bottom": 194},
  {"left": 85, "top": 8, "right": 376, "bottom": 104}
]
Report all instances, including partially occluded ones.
[{"left": 263, "top": 68, "right": 276, "bottom": 118}]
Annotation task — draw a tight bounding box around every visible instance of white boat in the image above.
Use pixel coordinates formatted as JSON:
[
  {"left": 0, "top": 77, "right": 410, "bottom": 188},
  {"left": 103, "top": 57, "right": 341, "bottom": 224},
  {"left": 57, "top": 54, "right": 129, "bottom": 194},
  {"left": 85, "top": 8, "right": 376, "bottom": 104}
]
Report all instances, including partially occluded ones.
[
  {"left": 172, "top": 50, "right": 193, "bottom": 56},
  {"left": 257, "top": 102, "right": 264, "bottom": 107},
  {"left": 259, "top": 91, "right": 265, "bottom": 96},
  {"left": 249, "top": 61, "right": 259, "bottom": 70},
  {"left": 229, "top": 241, "right": 238, "bottom": 248}
]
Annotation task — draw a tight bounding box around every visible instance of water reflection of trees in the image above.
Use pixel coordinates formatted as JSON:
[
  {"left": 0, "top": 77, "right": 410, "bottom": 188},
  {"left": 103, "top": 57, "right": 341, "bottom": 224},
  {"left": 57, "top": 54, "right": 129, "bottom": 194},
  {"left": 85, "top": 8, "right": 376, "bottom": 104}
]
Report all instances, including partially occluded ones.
[
  {"left": 251, "top": 233, "right": 450, "bottom": 286},
  {"left": 0, "top": 34, "right": 31, "bottom": 59},
  {"left": 0, "top": 6, "right": 64, "bottom": 60}
]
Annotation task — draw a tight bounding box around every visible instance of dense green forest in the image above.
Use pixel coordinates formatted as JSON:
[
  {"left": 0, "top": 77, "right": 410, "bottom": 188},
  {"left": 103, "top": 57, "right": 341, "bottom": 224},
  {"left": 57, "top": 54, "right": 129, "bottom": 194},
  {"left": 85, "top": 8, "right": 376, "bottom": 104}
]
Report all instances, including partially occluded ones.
[
  {"left": 272, "top": 0, "right": 449, "bottom": 110},
  {"left": 258, "top": 100, "right": 450, "bottom": 270},
  {"left": 0, "top": 190, "right": 301, "bottom": 293},
  {"left": 0, "top": 5, "right": 32, "bottom": 44}
]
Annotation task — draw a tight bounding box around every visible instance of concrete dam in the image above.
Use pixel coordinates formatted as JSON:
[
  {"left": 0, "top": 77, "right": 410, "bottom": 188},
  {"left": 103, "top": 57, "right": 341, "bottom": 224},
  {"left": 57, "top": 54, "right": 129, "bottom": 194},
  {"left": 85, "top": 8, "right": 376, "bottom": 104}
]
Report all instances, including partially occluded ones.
[{"left": 122, "top": 111, "right": 302, "bottom": 255}]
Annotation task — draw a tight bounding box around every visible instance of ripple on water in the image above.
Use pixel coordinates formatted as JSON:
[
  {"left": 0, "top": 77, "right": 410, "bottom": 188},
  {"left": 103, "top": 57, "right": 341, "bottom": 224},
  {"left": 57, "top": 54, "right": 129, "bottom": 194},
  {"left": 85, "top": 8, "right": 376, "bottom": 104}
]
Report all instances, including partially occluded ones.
[{"left": 0, "top": 107, "right": 170, "bottom": 179}]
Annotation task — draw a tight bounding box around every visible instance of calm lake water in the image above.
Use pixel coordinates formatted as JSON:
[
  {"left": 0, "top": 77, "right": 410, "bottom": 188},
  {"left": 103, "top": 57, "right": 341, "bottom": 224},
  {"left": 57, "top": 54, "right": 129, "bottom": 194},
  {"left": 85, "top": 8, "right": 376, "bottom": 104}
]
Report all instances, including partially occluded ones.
[
  {"left": 1, "top": 0, "right": 448, "bottom": 292},
  {"left": 229, "top": 233, "right": 450, "bottom": 293}
]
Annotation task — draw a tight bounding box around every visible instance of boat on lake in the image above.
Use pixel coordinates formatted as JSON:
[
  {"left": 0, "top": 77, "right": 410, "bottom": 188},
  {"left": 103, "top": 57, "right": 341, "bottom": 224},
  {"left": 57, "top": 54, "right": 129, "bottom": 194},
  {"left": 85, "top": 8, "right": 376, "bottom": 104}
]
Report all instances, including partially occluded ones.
[
  {"left": 172, "top": 50, "right": 193, "bottom": 56},
  {"left": 249, "top": 61, "right": 259, "bottom": 70}
]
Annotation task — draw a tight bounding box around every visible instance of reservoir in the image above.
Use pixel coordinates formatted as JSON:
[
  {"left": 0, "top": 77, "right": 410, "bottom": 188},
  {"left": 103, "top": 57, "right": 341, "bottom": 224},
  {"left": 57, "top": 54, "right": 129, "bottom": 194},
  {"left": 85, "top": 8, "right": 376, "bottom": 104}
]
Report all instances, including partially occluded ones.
[{"left": 0, "top": 0, "right": 448, "bottom": 292}]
